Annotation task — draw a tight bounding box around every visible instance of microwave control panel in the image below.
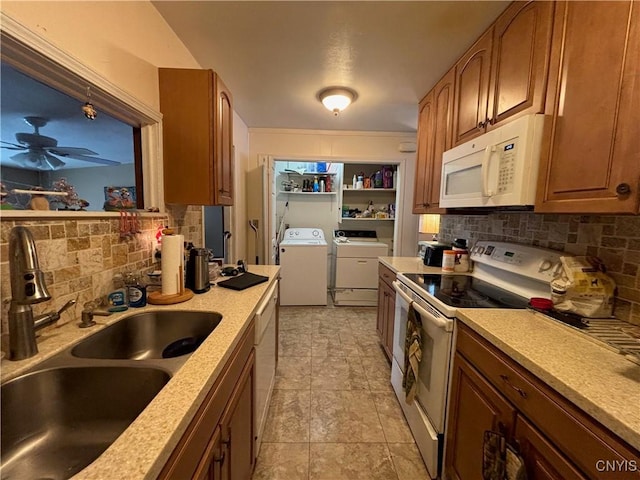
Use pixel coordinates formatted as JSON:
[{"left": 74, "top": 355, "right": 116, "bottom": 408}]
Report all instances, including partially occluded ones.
[{"left": 496, "top": 140, "right": 517, "bottom": 194}]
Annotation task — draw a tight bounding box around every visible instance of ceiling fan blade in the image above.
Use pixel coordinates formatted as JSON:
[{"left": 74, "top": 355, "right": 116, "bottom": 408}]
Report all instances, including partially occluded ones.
[
  {"left": 10, "top": 151, "right": 65, "bottom": 170},
  {"left": 1, "top": 140, "right": 27, "bottom": 150},
  {"left": 49, "top": 146, "right": 99, "bottom": 156},
  {"left": 58, "top": 153, "right": 121, "bottom": 166}
]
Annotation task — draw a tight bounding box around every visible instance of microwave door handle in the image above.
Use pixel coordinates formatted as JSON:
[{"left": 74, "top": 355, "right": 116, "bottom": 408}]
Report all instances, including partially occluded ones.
[{"left": 482, "top": 145, "right": 497, "bottom": 197}]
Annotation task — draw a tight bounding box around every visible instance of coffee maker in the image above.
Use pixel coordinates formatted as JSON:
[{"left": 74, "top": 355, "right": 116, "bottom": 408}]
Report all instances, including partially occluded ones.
[{"left": 186, "top": 248, "right": 210, "bottom": 293}]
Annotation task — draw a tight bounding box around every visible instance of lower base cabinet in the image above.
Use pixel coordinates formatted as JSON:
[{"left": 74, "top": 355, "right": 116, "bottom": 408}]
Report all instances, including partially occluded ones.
[
  {"left": 445, "top": 323, "right": 640, "bottom": 480},
  {"left": 159, "top": 321, "right": 256, "bottom": 480},
  {"left": 377, "top": 263, "right": 396, "bottom": 360}
]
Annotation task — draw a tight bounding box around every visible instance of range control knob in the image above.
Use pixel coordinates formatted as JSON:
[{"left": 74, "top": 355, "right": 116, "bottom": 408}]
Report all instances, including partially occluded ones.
[{"left": 312, "top": 229, "right": 319, "bottom": 237}]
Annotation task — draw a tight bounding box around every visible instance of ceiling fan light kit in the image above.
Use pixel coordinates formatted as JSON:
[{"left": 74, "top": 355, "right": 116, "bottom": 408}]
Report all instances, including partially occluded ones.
[
  {"left": 82, "top": 86, "right": 97, "bottom": 120},
  {"left": 318, "top": 87, "right": 357, "bottom": 116}
]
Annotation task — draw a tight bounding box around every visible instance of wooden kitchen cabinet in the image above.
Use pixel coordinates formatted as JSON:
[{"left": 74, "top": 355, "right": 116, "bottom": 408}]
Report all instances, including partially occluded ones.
[
  {"left": 413, "top": 69, "right": 454, "bottom": 213},
  {"left": 535, "top": 1, "right": 640, "bottom": 214},
  {"left": 452, "top": 1, "right": 553, "bottom": 146},
  {"left": 445, "top": 352, "right": 516, "bottom": 480},
  {"left": 445, "top": 323, "right": 640, "bottom": 480},
  {"left": 159, "top": 322, "right": 255, "bottom": 480},
  {"left": 159, "top": 68, "right": 234, "bottom": 206},
  {"left": 376, "top": 263, "right": 396, "bottom": 360}
]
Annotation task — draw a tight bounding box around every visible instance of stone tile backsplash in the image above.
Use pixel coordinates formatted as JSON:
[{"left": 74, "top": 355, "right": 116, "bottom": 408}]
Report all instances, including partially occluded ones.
[
  {"left": 440, "top": 213, "right": 640, "bottom": 326},
  {"left": 1, "top": 207, "right": 203, "bottom": 354}
]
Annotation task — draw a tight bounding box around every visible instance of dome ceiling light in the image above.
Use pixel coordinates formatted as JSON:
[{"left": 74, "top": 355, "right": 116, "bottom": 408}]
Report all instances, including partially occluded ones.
[{"left": 317, "top": 87, "right": 358, "bottom": 116}]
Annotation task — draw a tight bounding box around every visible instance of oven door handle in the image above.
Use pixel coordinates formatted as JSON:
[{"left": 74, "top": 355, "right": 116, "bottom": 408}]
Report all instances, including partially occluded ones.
[{"left": 393, "top": 281, "right": 452, "bottom": 331}]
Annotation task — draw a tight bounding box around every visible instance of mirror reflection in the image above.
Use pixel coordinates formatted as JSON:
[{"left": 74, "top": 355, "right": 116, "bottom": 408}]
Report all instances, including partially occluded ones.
[{"left": 0, "top": 62, "right": 139, "bottom": 212}]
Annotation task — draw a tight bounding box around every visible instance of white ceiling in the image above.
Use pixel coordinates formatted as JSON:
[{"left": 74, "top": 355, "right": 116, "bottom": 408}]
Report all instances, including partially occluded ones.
[{"left": 152, "top": 1, "right": 509, "bottom": 132}]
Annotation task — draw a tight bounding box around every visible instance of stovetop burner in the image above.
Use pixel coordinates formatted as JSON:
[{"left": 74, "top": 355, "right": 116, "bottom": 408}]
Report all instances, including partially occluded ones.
[{"left": 402, "top": 273, "right": 530, "bottom": 309}]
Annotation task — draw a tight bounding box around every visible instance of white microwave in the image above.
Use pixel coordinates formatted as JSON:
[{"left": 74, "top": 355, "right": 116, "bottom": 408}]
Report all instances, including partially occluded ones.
[{"left": 439, "top": 114, "right": 546, "bottom": 208}]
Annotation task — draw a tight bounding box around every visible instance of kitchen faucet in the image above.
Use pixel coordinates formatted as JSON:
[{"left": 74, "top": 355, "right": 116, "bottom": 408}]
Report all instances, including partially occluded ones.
[{"left": 7, "top": 226, "right": 76, "bottom": 360}]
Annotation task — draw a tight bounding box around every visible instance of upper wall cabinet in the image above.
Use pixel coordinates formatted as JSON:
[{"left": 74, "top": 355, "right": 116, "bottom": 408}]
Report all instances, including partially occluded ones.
[
  {"left": 535, "top": 1, "right": 640, "bottom": 214},
  {"left": 159, "top": 68, "right": 234, "bottom": 206},
  {"left": 413, "top": 68, "right": 454, "bottom": 214},
  {"left": 452, "top": 1, "right": 554, "bottom": 146}
]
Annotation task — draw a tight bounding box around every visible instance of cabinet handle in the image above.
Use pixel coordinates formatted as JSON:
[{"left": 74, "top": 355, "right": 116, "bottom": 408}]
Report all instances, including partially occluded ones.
[
  {"left": 488, "top": 118, "right": 496, "bottom": 126},
  {"left": 477, "top": 121, "right": 486, "bottom": 130},
  {"left": 213, "top": 451, "right": 226, "bottom": 465},
  {"left": 499, "top": 374, "right": 528, "bottom": 398},
  {"left": 616, "top": 183, "right": 632, "bottom": 196}
]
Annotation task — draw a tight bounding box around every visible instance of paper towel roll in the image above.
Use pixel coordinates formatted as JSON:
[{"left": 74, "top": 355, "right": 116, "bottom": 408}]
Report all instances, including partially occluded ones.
[{"left": 161, "top": 234, "right": 184, "bottom": 295}]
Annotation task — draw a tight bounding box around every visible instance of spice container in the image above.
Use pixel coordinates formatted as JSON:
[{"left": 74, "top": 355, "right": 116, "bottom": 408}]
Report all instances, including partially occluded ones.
[{"left": 442, "top": 250, "right": 456, "bottom": 272}]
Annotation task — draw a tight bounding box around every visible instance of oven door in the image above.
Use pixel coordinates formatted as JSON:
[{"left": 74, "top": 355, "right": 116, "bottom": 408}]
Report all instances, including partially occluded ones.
[{"left": 392, "top": 280, "right": 454, "bottom": 432}]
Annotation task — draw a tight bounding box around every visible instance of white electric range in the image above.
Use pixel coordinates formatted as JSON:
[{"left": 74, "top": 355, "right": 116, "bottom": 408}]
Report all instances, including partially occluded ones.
[{"left": 391, "top": 241, "right": 565, "bottom": 478}]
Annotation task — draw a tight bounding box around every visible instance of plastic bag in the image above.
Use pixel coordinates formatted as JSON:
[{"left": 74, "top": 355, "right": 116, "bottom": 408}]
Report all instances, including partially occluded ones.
[{"left": 550, "top": 256, "right": 615, "bottom": 318}]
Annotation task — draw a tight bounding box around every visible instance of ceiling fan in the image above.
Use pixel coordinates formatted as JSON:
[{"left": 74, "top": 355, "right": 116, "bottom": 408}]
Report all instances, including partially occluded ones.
[{"left": 0, "top": 116, "right": 121, "bottom": 171}]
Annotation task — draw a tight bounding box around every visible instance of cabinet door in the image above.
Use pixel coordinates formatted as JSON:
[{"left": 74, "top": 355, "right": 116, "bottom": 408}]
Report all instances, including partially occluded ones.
[
  {"left": 193, "top": 426, "right": 224, "bottom": 480},
  {"left": 413, "top": 91, "right": 435, "bottom": 213},
  {"left": 215, "top": 75, "right": 234, "bottom": 206},
  {"left": 159, "top": 68, "right": 215, "bottom": 205},
  {"left": 536, "top": 1, "right": 640, "bottom": 213},
  {"left": 383, "top": 282, "right": 396, "bottom": 358},
  {"left": 514, "top": 415, "right": 587, "bottom": 480},
  {"left": 376, "top": 278, "right": 386, "bottom": 341},
  {"left": 487, "top": 1, "right": 553, "bottom": 128},
  {"left": 445, "top": 353, "right": 516, "bottom": 480},
  {"left": 220, "top": 349, "right": 255, "bottom": 480},
  {"left": 428, "top": 69, "right": 455, "bottom": 210},
  {"left": 453, "top": 29, "right": 493, "bottom": 146}
]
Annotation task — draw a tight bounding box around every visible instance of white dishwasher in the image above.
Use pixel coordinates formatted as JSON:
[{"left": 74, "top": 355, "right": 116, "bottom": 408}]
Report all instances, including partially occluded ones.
[{"left": 254, "top": 280, "right": 278, "bottom": 456}]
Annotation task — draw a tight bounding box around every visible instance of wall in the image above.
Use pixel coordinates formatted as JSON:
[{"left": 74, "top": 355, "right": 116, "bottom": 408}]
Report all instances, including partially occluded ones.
[
  {"left": 0, "top": 215, "right": 168, "bottom": 352},
  {"left": 247, "top": 128, "right": 418, "bottom": 259},
  {"left": 0, "top": 2, "right": 206, "bottom": 353},
  {"left": 1, "top": 1, "right": 200, "bottom": 109},
  {"left": 440, "top": 212, "right": 640, "bottom": 326}
]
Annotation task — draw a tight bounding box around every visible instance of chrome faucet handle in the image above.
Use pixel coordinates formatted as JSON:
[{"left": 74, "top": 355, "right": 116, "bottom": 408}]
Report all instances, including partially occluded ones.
[{"left": 33, "top": 298, "right": 79, "bottom": 330}]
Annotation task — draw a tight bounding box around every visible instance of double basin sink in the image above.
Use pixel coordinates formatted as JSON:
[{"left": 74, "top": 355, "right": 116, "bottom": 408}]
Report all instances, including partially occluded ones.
[{"left": 1, "top": 310, "right": 223, "bottom": 480}]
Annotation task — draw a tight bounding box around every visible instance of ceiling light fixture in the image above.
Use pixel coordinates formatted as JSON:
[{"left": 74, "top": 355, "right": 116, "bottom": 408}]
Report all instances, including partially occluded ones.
[
  {"left": 82, "top": 86, "right": 97, "bottom": 120},
  {"left": 318, "top": 87, "right": 357, "bottom": 116}
]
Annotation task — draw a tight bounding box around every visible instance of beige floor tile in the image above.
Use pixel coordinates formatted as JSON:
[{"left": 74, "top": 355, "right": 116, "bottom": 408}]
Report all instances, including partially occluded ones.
[
  {"left": 262, "top": 389, "right": 310, "bottom": 442},
  {"left": 388, "top": 443, "right": 431, "bottom": 479},
  {"left": 372, "top": 392, "right": 415, "bottom": 443},
  {"left": 309, "top": 443, "right": 398, "bottom": 480},
  {"left": 252, "top": 443, "right": 309, "bottom": 480},
  {"left": 279, "top": 318, "right": 313, "bottom": 335},
  {"left": 275, "top": 356, "right": 311, "bottom": 390},
  {"left": 310, "top": 390, "right": 385, "bottom": 442},
  {"left": 311, "top": 334, "right": 348, "bottom": 357},
  {"left": 279, "top": 332, "right": 312, "bottom": 357},
  {"left": 361, "top": 355, "right": 394, "bottom": 391},
  {"left": 312, "top": 320, "right": 353, "bottom": 335},
  {"left": 311, "top": 356, "right": 368, "bottom": 390}
]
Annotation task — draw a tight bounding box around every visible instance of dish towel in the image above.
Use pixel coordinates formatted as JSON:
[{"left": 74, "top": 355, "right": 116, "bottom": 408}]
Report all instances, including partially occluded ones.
[{"left": 403, "top": 304, "right": 423, "bottom": 404}]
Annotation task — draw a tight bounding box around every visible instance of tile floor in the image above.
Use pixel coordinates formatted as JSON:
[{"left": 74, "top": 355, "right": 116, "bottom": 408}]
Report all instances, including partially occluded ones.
[{"left": 252, "top": 304, "right": 430, "bottom": 480}]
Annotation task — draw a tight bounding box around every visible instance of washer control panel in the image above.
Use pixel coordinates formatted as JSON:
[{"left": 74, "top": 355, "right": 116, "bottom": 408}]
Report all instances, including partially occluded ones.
[{"left": 284, "top": 228, "right": 325, "bottom": 240}]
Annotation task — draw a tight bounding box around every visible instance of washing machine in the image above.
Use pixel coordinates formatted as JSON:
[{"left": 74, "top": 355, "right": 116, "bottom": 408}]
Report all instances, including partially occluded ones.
[
  {"left": 279, "top": 228, "right": 328, "bottom": 305},
  {"left": 333, "top": 230, "right": 389, "bottom": 306}
]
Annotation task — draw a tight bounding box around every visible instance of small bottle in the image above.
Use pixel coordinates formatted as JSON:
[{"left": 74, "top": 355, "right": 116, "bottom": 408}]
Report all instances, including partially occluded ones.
[
  {"left": 320, "top": 179, "right": 325, "bottom": 192},
  {"left": 352, "top": 174, "right": 357, "bottom": 189},
  {"left": 108, "top": 274, "right": 129, "bottom": 312},
  {"left": 442, "top": 250, "right": 456, "bottom": 272},
  {"left": 313, "top": 176, "right": 320, "bottom": 192},
  {"left": 126, "top": 272, "right": 147, "bottom": 308}
]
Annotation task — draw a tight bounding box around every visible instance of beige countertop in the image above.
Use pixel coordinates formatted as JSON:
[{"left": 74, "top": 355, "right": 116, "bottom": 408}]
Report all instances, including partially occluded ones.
[
  {"left": 457, "top": 309, "right": 640, "bottom": 452},
  {"left": 379, "top": 256, "right": 444, "bottom": 275},
  {"left": 380, "top": 257, "right": 640, "bottom": 452},
  {"left": 1, "top": 265, "right": 280, "bottom": 480}
]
